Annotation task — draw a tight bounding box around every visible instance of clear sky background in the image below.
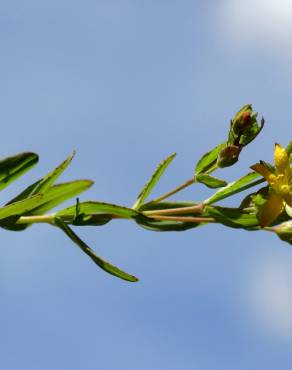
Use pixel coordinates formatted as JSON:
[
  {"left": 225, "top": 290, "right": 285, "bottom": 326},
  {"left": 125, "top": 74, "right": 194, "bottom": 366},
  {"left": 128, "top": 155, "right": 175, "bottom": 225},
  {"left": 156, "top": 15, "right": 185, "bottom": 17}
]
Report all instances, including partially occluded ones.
[{"left": 1, "top": 1, "right": 292, "bottom": 369}]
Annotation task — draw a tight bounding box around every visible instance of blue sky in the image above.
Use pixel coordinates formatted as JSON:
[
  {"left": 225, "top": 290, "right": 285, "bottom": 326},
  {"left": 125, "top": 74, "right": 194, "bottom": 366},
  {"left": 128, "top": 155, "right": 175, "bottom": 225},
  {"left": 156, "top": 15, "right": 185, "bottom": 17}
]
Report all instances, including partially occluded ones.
[{"left": 1, "top": 1, "right": 292, "bottom": 369}]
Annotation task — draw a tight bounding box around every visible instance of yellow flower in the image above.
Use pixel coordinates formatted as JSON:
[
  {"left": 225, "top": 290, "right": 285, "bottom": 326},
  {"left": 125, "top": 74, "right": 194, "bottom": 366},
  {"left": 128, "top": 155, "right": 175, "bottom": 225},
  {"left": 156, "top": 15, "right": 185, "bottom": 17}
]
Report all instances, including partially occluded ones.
[{"left": 250, "top": 144, "right": 292, "bottom": 227}]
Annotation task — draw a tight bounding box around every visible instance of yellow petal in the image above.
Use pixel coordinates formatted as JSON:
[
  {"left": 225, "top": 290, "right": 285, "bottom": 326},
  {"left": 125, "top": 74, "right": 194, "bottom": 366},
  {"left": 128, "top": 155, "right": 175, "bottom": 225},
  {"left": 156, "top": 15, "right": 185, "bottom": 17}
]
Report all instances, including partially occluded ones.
[
  {"left": 258, "top": 193, "right": 285, "bottom": 227},
  {"left": 274, "top": 143, "right": 289, "bottom": 174},
  {"left": 250, "top": 163, "right": 273, "bottom": 182}
]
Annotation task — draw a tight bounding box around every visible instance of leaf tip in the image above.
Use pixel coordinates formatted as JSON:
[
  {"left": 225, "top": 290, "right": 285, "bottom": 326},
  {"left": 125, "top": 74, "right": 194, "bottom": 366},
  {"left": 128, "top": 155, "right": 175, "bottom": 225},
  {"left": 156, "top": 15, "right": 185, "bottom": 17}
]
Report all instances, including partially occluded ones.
[
  {"left": 84, "top": 179, "right": 95, "bottom": 188},
  {"left": 128, "top": 275, "right": 139, "bottom": 283},
  {"left": 170, "top": 152, "right": 177, "bottom": 159}
]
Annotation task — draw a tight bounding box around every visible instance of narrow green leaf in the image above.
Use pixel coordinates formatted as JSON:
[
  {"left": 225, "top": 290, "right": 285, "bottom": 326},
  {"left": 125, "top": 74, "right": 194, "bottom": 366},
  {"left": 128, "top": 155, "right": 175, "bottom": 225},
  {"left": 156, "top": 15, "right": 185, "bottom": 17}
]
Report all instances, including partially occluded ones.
[
  {"left": 2, "top": 180, "right": 93, "bottom": 231},
  {"left": 277, "top": 233, "right": 292, "bottom": 245},
  {"left": 204, "top": 172, "right": 265, "bottom": 205},
  {"left": 195, "top": 143, "right": 225, "bottom": 175},
  {"left": 0, "top": 152, "right": 38, "bottom": 191},
  {"left": 133, "top": 153, "right": 176, "bottom": 210},
  {"left": 286, "top": 140, "right": 292, "bottom": 156},
  {"left": 71, "top": 214, "right": 112, "bottom": 226},
  {"left": 29, "top": 151, "right": 75, "bottom": 195},
  {"left": 27, "top": 180, "right": 93, "bottom": 215},
  {"left": 57, "top": 201, "right": 139, "bottom": 220},
  {"left": 54, "top": 217, "right": 138, "bottom": 282},
  {"left": 205, "top": 205, "right": 259, "bottom": 229},
  {"left": 0, "top": 195, "right": 43, "bottom": 220},
  {"left": 135, "top": 216, "right": 203, "bottom": 232},
  {"left": 196, "top": 173, "right": 227, "bottom": 189},
  {"left": 0, "top": 215, "right": 22, "bottom": 230},
  {"left": 7, "top": 152, "right": 75, "bottom": 204}
]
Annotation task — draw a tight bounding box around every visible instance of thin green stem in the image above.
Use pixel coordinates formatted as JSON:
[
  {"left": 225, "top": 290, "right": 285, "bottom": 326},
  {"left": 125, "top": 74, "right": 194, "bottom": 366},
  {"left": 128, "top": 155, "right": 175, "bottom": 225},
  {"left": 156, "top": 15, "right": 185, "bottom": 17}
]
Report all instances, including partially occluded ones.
[
  {"left": 146, "top": 177, "right": 196, "bottom": 205},
  {"left": 17, "top": 214, "right": 56, "bottom": 224},
  {"left": 148, "top": 215, "right": 215, "bottom": 223},
  {"left": 16, "top": 213, "right": 130, "bottom": 226},
  {"left": 16, "top": 204, "right": 208, "bottom": 227},
  {"left": 143, "top": 204, "right": 204, "bottom": 216},
  {"left": 264, "top": 226, "right": 275, "bottom": 232}
]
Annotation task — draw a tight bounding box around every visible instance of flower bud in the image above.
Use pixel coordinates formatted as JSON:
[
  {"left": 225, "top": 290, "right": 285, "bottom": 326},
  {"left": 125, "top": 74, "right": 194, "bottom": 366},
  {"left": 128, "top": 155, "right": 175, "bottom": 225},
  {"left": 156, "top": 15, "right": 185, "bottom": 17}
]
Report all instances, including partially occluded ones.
[
  {"left": 217, "top": 145, "right": 242, "bottom": 168},
  {"left": 228, "top": 104, "right": 264, "bottom": 147},
  {"left": 232, "top": 106, "right": 252, "bottom": 136},
  {"left": 273, "top": 221, "right": 292, "bottom": 245}
]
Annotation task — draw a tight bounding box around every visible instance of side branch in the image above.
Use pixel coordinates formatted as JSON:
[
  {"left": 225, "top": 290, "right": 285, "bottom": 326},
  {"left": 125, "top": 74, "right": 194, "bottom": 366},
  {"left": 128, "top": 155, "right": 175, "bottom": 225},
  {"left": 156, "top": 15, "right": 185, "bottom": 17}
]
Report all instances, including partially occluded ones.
[{"left": 148, "top": 177, "right": 196, "bottom": 204}]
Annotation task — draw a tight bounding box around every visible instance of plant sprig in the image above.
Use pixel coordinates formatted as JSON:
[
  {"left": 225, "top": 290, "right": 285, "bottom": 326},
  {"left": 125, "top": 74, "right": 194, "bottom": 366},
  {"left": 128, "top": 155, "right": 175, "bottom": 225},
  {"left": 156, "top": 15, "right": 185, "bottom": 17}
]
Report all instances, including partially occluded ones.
[{"left": 1, "top": 105, "right": 291, "bottom": 282}]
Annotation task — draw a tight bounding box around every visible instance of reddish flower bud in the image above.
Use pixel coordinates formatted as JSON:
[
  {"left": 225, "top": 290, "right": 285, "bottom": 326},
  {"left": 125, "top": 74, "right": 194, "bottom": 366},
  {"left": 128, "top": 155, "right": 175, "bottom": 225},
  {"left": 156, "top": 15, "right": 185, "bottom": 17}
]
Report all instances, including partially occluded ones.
[{"left": 217, "top": 145, "right": 242, "bottom": 168}]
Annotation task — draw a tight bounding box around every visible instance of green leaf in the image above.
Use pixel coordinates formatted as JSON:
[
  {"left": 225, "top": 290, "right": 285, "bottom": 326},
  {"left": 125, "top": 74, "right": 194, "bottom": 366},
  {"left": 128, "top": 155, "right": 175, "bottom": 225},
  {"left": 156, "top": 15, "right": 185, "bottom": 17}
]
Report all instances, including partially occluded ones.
[
  {"left": 54, "top": 217, "right": 138, "bottom": 282},
  {"left": 27, "top": 180, "right": 93, "bottom": 215},
  {"left": 0, "top": 195, "right": 43, "bottom": 220},
  {"left": 277, "top": 232, "right": 292, "bottom": 245},
  {"left": 2, "top": 180, "right": 93, "bottom": 231},
  {"left": 0, "top": 215, "right": 22, "bottom": 230},
  {"left": 204, "top": 172, "right": 265, "bottom": 205},
  {"left": 133, "top": 153, "right": 176, "bottom": 210},
  {"left": 205, "top": 205, "right": 259, "bottom": 229},
  {"left": 29, "top": 151, "right": 75, "bottom": 195},
  {"left": 71, "top": 214, "right": 112, "bottom": 226},
  {"left": 195, "top": 143, "right": 225, "bottom": 175},
  {"left": 135, "top": 216, "right": 203, "bottom": 232},
  {"left": 239, "top": 186, "right": 268, "bottom": 210},
  {"left": 286, "top": 141, "right": 292, "bottom": 156},
  {"left": 7, "top": 152, "right": 75, "bottom": 204},
  {"left": 196, "top": 173, "right": 227, "bottom": 189},
  {"left": 57, "top": 201, "right": 139, "bottom": 220},
  {"left": 0, "top": 152, "right": 38, "bottom": 191}
]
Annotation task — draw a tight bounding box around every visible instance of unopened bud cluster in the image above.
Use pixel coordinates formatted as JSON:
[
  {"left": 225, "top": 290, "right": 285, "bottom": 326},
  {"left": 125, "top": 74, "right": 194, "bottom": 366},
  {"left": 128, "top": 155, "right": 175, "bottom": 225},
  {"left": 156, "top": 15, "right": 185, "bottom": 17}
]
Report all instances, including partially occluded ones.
[{"left": 217, "top": 105, "right": 264, "bottom": 168}]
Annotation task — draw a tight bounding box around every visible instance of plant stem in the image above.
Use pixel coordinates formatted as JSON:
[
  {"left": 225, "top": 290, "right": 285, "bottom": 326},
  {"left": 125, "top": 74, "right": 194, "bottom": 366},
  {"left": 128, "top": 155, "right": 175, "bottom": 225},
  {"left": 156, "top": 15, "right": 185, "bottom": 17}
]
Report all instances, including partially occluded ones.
[
  {"left": 16, "top": 204, "right": 208, "bottom": 226},
  {"left": 143, "top": 204, "right": 204, "bottom": 216},
  {"left": 147, "top": 177, "right": 196, "bottom": 204},
  {"left": 17, "top": 214, "right": 56, "bottom": 224},
  {"left": 148, "top": 215, "right": 215, "bottom": 223}
]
